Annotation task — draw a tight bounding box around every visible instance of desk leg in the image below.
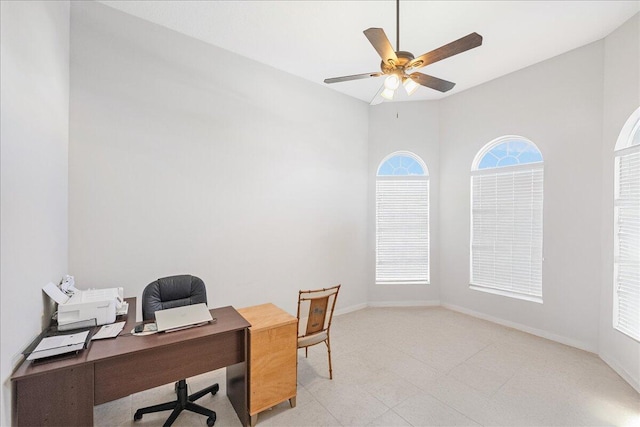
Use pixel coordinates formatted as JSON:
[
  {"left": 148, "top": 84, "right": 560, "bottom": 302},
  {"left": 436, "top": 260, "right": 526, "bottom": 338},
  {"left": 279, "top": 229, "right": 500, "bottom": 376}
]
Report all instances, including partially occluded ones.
[
  {"left": 14, "top": 364, "right": 94, "bottom": 426},
  {"left": 227, "top": 361, "right": 248, "bottom": 427}
]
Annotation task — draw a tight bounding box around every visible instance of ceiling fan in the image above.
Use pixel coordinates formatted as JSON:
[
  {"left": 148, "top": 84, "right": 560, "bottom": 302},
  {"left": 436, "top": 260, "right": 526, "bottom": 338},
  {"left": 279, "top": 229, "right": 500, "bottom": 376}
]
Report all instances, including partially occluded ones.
[{"left": 324, "top": 0, "right": 483, "bottom": 101}]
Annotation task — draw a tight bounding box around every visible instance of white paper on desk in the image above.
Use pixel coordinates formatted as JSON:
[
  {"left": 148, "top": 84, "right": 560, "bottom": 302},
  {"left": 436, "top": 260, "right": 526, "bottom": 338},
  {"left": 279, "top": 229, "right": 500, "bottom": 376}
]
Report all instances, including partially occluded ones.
[
  {"left": 42, "top": 282, "right": 70, "bottom": 305},
  {"left": 91, "top": 321, "right": 125, "bottom": 340},
  {"left": 116, "top": 301, "right": 129, "bottom": 316},
  {"left": 27, "top": 330, "right": 89, "bottom": 360}
]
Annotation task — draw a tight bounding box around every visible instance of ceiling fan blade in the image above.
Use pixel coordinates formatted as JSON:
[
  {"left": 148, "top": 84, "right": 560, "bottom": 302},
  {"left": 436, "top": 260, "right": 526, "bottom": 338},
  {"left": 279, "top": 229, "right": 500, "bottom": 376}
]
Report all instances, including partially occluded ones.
[
  {"left": 324, "top": 72, "right": 382, "bottom": 84},
  {"left": 363, "top": 28, "right": 399, "bottom": 67},
  {"left": 408, "top": 32, "right": 483, "bottom": 69},
  {"left": 409, "top": 72, "right": 456, "bottom": 92}
]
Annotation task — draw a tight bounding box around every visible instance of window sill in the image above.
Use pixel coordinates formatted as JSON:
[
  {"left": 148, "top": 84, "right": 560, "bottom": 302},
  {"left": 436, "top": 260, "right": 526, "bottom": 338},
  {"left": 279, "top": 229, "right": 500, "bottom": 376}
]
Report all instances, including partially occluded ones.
[
  {"left": 469, "top": 284, "right": 543, "bottom": 304},
  {"left": 613, "top": 324, "right": 640, "bottom": 343},
  {"left": 376, "top": 281, "right": 430, "bottom": 285}
]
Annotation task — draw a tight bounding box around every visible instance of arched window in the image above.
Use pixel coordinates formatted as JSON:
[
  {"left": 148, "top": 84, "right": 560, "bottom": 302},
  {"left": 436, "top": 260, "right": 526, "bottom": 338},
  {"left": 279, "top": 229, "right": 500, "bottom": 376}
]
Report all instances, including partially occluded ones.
[
  {"left": 614, "top": 107, "right": 640, "bottom": 341},
  {"left": 376, "top": 152, "right": 429, "bottom": 284},
  {"left": 470, "top": 136, "right": 544, "bottom": 302}
]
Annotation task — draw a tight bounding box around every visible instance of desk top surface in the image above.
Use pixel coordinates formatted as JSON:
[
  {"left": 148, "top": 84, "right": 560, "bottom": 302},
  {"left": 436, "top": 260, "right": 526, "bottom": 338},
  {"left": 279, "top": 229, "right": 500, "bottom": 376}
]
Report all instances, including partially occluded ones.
[
  {"left": 237, "top": 303, "right": 297, "bottom": 332},
  {"left": 11, "top": 298, "right": 250, "bottom": 380}
]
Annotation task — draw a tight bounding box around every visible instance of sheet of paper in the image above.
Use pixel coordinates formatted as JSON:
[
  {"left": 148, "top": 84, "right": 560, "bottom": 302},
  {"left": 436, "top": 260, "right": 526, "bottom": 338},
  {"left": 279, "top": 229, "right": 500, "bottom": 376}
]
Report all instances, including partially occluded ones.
[
  {"left": 91, "top": 321, "right": 126, "bottom": 340},
  {"left": 42, "top": 282, "right": 69, "bottom": 305},
  {"left": 116, "top": 301, "right": 129, "bottom": 316}
]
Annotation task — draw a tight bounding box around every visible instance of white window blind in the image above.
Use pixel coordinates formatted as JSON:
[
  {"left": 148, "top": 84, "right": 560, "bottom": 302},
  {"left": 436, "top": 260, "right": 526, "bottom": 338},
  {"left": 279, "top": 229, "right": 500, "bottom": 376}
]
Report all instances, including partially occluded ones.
[
  {"left": 376, "top": 179, "right": 429, "bottom": 284},
  {"left": 471, "top": 165, "right": 544, "bottom": 301},
  {"left": 614, "top": 146, "right": 640, "bottom": 341}
]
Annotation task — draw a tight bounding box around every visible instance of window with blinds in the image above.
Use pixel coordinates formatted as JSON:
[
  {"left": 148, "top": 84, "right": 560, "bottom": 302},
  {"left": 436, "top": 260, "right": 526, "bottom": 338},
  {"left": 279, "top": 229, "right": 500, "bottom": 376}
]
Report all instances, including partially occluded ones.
[
  {"left": 376, "top": 152, "right": 429, "bottom": 285},
  {"left": 470, "top": 137, "right": 544, "bottom": 302},
  {"left": 614, "top": 108, "right": 640, "bottom": 342}
]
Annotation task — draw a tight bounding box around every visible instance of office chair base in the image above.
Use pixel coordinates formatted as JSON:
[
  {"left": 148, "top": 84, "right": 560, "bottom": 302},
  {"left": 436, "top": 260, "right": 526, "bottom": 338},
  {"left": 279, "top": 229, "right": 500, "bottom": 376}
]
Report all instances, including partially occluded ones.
[{"left": 134, "top": 380, "right": 219, "bottom": 427}]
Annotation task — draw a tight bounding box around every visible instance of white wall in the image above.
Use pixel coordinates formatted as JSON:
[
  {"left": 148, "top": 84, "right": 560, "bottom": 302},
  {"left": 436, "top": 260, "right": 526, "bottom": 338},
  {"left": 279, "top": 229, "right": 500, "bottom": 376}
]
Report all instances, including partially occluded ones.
[
  {"left": 68, "top": 2, "right": 369, "bottom": 318},
  {"left": 0, "top": 1, "right": 70, "bottom": 425},
  {"left": 438, "top": 41, "right": 605, "bottom": 352},
  {"left": 2, "top": 5, "right": 636, "bottom": 423},
  {"left": 600, "top": 13, "right": 640, "bottom": 391},
  {"left": 367, "top": 102, "right": 441, "bottom": 305}
]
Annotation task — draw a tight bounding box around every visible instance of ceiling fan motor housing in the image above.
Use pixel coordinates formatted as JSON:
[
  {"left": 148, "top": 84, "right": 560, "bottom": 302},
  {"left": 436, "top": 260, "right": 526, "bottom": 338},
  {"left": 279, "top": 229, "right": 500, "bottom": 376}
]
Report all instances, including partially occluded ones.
[
  {"left": 381, "top": 51, "right": 421, "bottom": 75},
  {"left": 382, "top": 50, "right": 423, "bottom": 84}
]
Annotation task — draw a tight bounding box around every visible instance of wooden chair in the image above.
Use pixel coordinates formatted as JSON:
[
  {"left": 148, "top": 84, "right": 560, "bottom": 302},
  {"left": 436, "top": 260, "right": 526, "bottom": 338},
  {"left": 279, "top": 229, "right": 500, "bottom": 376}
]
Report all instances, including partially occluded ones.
[{"left": 296, "top": 284, "right": 340, "bottom": 379}]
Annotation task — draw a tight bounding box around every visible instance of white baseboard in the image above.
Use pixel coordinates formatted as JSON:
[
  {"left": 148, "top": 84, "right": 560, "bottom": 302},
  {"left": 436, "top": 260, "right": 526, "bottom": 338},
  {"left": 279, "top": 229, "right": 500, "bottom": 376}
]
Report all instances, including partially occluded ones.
[
  {"left": 334, "top": 300, "right": 439, "bottom": 316},
  {"left": 334, "top": 302, "right": 367, "bottom": 317},
  {"left": 367, "top": 300, "right": 441, "bottom": 308},
  {"left": 599, "top": 352, "right": 640, "bottom": 393},
  {"left": 441, "top": 303, "right": 597, "bottom": 353}
]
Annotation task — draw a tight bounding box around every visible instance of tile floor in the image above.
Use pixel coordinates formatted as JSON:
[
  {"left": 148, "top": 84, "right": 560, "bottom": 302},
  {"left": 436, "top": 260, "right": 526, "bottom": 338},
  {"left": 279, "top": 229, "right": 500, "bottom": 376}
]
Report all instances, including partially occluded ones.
[{"left": 95, "top": 307, "right": 640, "bottom": 427}]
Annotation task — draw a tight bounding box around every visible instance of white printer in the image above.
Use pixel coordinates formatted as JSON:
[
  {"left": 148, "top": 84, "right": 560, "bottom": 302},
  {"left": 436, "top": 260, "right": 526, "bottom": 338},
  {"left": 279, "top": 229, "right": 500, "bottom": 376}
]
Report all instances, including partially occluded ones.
[
  {"left": 58, "top": 287, "right": 124, "bottom": 327},
  {"left": 43, "top": 278, "right": 126, "bottom": 330}
]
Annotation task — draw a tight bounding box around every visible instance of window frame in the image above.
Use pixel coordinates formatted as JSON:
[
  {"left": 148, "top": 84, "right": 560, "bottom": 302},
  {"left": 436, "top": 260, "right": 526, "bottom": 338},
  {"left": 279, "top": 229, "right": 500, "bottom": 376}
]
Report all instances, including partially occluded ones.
[
  {"left": 613, "top": 107, "right": 640, "bottom": 342},
  {"left": 375, "top": 151, "right": 430, "bottom": 285},
  {"left": 469, "top": 135, "right": 544, "bottom": 303}
]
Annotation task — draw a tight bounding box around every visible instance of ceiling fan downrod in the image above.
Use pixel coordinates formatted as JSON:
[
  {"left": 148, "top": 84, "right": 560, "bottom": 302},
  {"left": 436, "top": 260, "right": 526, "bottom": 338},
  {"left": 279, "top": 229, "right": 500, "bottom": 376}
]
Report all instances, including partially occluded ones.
[{"left": 396, "top": 0, "right": 400, "bottom": 53}]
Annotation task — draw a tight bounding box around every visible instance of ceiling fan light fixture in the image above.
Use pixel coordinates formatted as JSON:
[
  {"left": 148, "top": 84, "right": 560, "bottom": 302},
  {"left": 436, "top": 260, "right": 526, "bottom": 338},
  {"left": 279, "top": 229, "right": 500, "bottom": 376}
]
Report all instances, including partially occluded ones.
[
  {"left": 381, "top": 88, "right": 395, "bottom": 100},
  {"left": 384, "top": 74, "right": 400, "bottom": 90},
  {"left": 403, "top": 76, "right": 419, "bottom": 95},
  {"left": 381, "top": 74, "right": 400, "bottom": 99}
]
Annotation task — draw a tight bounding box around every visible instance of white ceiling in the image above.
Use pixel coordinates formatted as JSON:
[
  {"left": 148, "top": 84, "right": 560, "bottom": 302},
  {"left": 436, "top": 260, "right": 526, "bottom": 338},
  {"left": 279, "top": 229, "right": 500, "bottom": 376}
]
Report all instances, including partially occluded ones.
[{"left": 99, "top": 1, "right": 639, "bottom": 104}]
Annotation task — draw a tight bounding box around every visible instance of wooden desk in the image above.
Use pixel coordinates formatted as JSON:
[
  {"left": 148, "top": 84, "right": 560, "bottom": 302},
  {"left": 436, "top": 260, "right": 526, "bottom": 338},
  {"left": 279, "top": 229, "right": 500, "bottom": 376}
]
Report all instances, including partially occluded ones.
[
  {"left": 11, "top": 298, "right": 250, "bottom": 427},
  {"left": 237, "top": 304, "right": 297, "bottom": 426}
]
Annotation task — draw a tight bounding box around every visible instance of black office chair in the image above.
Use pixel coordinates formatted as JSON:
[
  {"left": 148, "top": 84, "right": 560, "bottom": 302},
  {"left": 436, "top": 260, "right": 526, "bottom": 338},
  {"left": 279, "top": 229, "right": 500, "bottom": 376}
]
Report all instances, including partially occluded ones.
[{"left": 133, "top": 275, "right": 218, "bottom": 427}]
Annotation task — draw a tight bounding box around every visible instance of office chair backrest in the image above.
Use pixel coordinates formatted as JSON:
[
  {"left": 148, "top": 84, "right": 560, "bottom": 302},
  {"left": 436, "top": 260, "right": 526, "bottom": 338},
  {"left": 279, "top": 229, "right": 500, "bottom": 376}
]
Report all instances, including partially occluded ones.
[
  {"left": 296, "top": 285, "right": 340, "bottom": 338},
  {"left": 142, "top": 275, "right": 207, "bottom": 321}
]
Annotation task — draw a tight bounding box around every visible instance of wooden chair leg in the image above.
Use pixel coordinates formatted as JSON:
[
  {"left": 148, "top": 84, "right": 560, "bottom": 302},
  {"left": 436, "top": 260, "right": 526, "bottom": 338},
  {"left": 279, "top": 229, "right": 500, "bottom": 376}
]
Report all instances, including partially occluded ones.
[
  {"left": 305, "top": 347, "right": 308, "bottom": 358},
  {"left": 326, "top": 341, "right": 333, "bottom": 380}
]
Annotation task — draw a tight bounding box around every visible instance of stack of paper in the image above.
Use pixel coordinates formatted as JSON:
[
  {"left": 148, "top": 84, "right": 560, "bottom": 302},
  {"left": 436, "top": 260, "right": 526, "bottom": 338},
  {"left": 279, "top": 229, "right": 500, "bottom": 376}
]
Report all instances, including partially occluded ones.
[
  {"left": 91, "top": 321, "right": 126, "bottom": 340},
  {"left": 27, "top": 331, "right": 89, "bottom": 361}
]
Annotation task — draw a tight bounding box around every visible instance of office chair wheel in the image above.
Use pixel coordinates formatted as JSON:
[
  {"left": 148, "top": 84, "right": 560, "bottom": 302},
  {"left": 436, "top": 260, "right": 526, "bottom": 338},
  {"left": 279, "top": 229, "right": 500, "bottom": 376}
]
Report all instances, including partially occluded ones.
[
  {"left": 133, "top": 411, "right": 143, "bottom": 421},
  {"left": 210, "top": 383, "right": 220, "bottom": 396},
  {"left": 207, "top": 414, "right": 216, "bottom": 426}
]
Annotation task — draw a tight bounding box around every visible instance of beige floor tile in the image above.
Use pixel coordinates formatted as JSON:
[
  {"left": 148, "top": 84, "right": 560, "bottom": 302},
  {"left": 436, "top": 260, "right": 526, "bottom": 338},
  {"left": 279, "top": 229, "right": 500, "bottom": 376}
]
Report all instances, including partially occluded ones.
[
  {"left": 384, "top": 353, "right": 444, "bottom": 391},
  {"left": 424, "top": 374, "right": 493, "bottom": 423},
  {"left": 393, "top": 392, "right": 481, "bottom": 426},
  {"left": 447, "top": 361, "right": 512, "bottom": 396},
  {"left": 306, "top": 380, "right": 389, "bottom": 426},
  {"left": 367, "top": 409, "right": 412, "bottom": 426},
  {"left": 490, "top": 379, "right": 565, "bottom": 425},
  {"left": 258, "top": 400, "right": 340, "bottom": 426},
  {"left": 360, "top": 369, "right": 422, "bottom": 408},
  {"left": 461, "top": 343, "right": 528, "bottom": 377},
  {"left": 95, "top": 307, "right": 640, "bottom": 427},
  {"left": 94, "top": 395, "right": 132, "bottom": 427}
]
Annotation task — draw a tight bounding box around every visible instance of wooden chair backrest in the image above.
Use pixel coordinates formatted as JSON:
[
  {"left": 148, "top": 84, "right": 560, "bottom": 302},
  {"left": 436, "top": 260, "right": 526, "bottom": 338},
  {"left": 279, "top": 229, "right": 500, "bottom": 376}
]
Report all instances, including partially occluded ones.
[{"left": 296, "top": 285, "right": 340, "bottom": 338}]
